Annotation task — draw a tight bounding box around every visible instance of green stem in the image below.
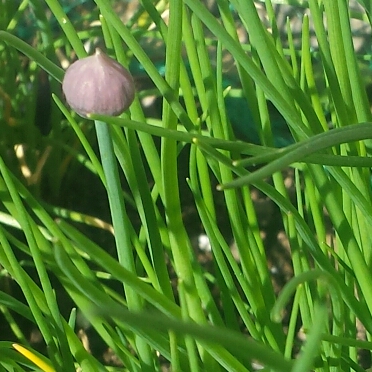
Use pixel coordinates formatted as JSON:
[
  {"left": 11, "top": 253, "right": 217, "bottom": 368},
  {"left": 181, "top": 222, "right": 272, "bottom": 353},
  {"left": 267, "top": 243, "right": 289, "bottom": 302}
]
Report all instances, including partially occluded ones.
[{"left": 94, "top": 120, "right": 154, "bottom": 370}]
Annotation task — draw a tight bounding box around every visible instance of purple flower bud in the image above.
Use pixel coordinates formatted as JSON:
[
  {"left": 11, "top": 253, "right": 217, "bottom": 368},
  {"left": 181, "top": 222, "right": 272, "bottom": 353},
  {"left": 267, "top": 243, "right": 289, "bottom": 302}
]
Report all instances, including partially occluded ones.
[{"left": 62, "top": 48, "right": 135, "bottom": 118}]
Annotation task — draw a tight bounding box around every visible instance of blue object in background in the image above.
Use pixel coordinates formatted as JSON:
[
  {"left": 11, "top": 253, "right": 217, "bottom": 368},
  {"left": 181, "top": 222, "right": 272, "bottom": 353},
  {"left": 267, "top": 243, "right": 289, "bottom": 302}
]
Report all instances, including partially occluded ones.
[
  {"left": 131, "top": 59, "right": 294, "bottom": 148},
  {"left": 225, "top": 95, "right": 294, "bottom": 147}
]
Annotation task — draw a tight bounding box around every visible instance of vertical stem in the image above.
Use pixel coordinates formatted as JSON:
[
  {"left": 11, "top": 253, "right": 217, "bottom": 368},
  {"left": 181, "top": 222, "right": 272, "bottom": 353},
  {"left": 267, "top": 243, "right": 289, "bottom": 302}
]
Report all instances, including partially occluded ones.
[
  {"left": 95, "top": 121, "right": 135, "bottom": 275},
  {"left": 95, "top": 120, "right": 154, "bottom": 370},
  {"left": 160, "top": 0, "right": 216, "bottom": 368},
  {"left": 161, "top": 0, "right": 198, "bottom": 318}
]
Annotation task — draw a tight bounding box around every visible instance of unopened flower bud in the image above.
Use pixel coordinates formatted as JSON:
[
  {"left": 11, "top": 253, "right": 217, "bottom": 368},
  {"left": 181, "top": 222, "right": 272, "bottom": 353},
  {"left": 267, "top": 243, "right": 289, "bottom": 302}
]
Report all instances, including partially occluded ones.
[{"left": 62, "top": 48, "right": 135, "bottom": 118}]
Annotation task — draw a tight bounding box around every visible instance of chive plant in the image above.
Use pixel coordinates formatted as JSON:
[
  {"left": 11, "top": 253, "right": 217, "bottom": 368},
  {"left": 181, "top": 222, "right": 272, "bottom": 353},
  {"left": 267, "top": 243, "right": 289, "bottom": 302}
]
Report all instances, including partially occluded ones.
[{"left": 1, "top": 0, "right": 372, "bottom": 371}]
